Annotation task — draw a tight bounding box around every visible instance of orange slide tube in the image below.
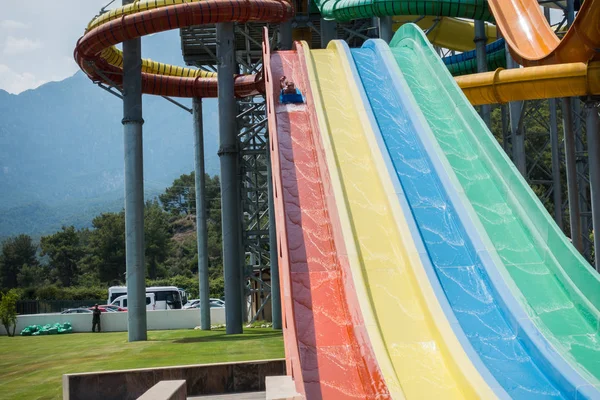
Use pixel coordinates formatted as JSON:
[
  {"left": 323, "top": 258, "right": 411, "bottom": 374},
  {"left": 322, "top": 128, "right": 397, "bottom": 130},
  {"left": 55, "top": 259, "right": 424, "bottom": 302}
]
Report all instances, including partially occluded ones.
[
  {"left": 74, "top": 1, "right": 293, "bottom": 98},
  {"left": 456, "top": 62, "right": 600, "bottom": 105},
  {"left": 489, "top": 0, "right": 600, "bottom": 66}
]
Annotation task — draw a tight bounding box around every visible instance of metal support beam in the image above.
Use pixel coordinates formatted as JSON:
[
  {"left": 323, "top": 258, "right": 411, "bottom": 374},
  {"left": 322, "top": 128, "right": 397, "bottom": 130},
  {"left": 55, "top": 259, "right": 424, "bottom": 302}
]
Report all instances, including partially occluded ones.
[
  {"left": 122, "top": 0, "right": 147, "bottom": 342},
  {"left": 505, "top": 47, "right": 526, "bottom": 176},
  {"left": 193, "top": 98, "right": 211, "bottom": 330},
  {"left": 280, "top": 21, "right": 293, "bottom": 50},
  {"left": 566, "top": 0, "right": 575, "bottom": 25},
  {"left": 379, "top": 16, "right": 393, "bottom": 43},
  {"left": 562, "top": 97, "right": 583, "bottom": 251},
  {"left": 544, "top": 0, "right": 563, "bottom": 230},
  {"left": 585, "top": 99, "right": 600, "bottom": 270},
  {"left": 549, "top": 98, "right": 563, "bottom": 230},
  {"left": 320, "top": 19, "right": 337, "bottom": 47},
  {"left": 474, "top": 20, "right": 491, "bottom": 128},
  {"left": 266, "top": 146, "right": 281, "bottom": 329},
  {"left": 573, "top": 97, "right": 590, "bottom": 257},
  {"left": 501, "top": 104, "right": 510, "bottom": 153},
  {"left": 217, "top": 22, "right": 243, "bottom": 334}
]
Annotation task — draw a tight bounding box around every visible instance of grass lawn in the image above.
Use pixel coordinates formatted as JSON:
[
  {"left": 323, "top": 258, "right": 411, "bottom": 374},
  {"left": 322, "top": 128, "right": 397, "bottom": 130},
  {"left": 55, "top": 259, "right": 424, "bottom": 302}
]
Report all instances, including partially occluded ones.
[{"left": 0, "top": 328, "right": 284, "bottom": 400}]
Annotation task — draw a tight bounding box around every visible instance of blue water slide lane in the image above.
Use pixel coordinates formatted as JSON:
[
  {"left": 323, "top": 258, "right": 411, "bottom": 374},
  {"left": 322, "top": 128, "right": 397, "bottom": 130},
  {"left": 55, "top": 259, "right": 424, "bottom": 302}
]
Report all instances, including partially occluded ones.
[{"left": 345, "top": 38, "right": 599, "bottom": 399}]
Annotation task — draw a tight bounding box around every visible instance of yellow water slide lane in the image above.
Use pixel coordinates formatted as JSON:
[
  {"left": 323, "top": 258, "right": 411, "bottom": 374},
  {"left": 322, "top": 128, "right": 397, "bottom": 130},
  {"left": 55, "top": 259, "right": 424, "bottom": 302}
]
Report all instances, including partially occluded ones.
[
  {"left": 301, "top": 39, "right": 498, "bottom": 399},
  {"left": 392, "top": 16, "right": 497, "bottom": 51}
]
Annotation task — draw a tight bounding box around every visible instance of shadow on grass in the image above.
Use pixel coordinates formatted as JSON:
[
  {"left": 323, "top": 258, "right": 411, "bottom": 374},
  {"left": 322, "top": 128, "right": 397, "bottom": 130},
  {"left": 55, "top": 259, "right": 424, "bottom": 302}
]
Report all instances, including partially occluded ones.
[{"left": 170, "top": 331, "right": 282, "bottom": 344}]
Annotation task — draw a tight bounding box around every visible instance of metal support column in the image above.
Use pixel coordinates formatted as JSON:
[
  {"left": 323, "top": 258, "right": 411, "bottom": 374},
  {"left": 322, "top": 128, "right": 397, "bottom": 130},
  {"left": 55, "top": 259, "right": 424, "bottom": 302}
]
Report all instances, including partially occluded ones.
[
  {"left": 543, "top": 6, "right": 563, "bottom": 230},
  {"left": 280, "top": 20, "right": 293, "bottom": 50},
  {"left": 474, "top": 21, "right": 490, "bottom": 127},
  {"left": 565, "top": 0, "right": 590, "bottom": 254},
  {"left": 585, "top": 100, "right": 600, "bottom": 270},
  {"left": 501, "top": 104, "right": 510, "bottom": 153},
  {"left": 193, "top": 97, "right": 210, "bottom": 330},
  {"left": 122, "top": 0, "right": 147, "bottom": 342},
  {"left": 567, "top": 0, "right": 575, "bottom": 24},
  {"left": 563, "top": 97, "right": 583, "bottom": 251},
  {"left": 321, "top": 19, "right": 337, "bottom": 47},
  {"left": 267, "top": 147, "right": 281, "bottom": 329},
  {"left": 379, "top": 16, "right": 393, "bottom": 43},
  {"left": 549, "top": 98, "right": 563, "bottom": 230},
  {"left": 573, "top": 97, "right": 590, "bottom": 257},
  {"left": 505, "top": 47, "right": 526, "bottom": 175},
  {"left": 217, "top": 22, "right": 243, "bottom": 334}
]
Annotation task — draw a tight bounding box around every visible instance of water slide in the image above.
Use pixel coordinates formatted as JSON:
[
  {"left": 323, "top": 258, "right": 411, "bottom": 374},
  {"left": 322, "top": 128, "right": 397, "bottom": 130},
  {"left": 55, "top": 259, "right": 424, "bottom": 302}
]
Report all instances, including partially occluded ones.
[
  {"left": 74, "top": 0, "right": 600, "bottom": 102},
  {"left": 391, "top": 21, "right": 600, "bottom": 387},
  {"left": 350, "top": 37, "right": 597, "bottom": 399},
  {"left": 264, "top": 29, "right": 600, "bottom": 400},
  {"left": 266, "top": 36, "right": 503, "bottom": 399},
  {"left": 391, "top": 16, "right": 497, "bottom": 52},
  {"left": 74, "top": 0, "right": 294, "bottom": 98},
  {"left": 457, "top": 61, "right": 600, "bottom": 104},
  {"left": 74, "top": 0, "right": 600, "bottom": 397}
]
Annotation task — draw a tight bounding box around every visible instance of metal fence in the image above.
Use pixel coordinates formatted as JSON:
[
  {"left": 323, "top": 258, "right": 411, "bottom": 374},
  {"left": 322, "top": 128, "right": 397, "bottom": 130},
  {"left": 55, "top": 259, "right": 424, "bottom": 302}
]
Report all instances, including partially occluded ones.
[{"left": 16, "top": 300, "right": 105, "bottom": 315}]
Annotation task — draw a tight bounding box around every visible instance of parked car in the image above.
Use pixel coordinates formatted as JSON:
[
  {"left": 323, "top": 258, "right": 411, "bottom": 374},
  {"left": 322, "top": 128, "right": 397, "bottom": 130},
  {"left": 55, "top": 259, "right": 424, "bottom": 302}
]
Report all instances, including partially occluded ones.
[
  {"left": 211, "top": 298, "right": 225, "bottom": 307},
  {"left": 61, "top": 308, "right": 92, "bottom": 314},
  {"left": 183, "top": 299, "right": 199, "bottom": 309},
  {"left": 102, "top": 305, "right": 126, "bottom": 312},
  {"left": 87, "top": 305, "right": 120, "bottom": 313},
  {"left": 184, "top": 298, "right": 225, "bottom": 309}
]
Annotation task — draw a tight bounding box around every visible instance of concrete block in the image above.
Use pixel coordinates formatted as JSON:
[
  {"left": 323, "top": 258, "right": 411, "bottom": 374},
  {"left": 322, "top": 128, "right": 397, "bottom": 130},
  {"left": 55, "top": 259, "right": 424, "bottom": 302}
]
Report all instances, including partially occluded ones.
[
  {"left": 137, "top": 380, "right": 186, "bottom": 400},
  {"left": 265, "top": 376, "right": 302, "bottom": 400}
]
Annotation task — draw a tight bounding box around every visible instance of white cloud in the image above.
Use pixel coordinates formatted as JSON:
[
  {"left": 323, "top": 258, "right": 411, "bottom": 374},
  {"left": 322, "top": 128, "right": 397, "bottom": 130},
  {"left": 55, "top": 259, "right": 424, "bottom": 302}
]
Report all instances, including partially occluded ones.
[
  {"left": 0, "top": 20, "right": 29, "bottom": 30},
  {"left": 3, "top": 36, "right": 42, "bottom": 55},
  {"left": 0, "top": 64, "right": 47, "bottom": 94}
]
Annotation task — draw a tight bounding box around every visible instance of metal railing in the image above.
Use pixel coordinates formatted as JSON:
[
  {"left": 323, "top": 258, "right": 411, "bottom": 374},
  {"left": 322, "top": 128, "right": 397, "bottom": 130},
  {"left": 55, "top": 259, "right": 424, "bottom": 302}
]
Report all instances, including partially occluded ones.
[{"left": 16, "top": 300, "right": 105, "bottom": 315}]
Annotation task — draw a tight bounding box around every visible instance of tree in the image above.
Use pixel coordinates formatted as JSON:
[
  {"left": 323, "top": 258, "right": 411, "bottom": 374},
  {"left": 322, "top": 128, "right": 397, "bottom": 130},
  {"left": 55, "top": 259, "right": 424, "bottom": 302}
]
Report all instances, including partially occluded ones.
[
  {"left": 88, "top": 212, "right": 126, "bottom": 284},
  {"left": 17, "top": 264, "right": 47, "bottom": 288},
  {"left": 160, "top": 172, "right": 224, "bottom": 278},
  {"left": 0, "top": 289, "right": 19, "bottom": 337},
  {"left": 145, "top": 200, "right": 171, "bottom": 279},
  {"left": 159, "top": 173, "right": 196, "bottom": 215},
  {"left": 0, "top": 235, "right": 38, "bottom": 290},
  {"left": 40, "top": 226, "right": 83, "bottom": 287}
]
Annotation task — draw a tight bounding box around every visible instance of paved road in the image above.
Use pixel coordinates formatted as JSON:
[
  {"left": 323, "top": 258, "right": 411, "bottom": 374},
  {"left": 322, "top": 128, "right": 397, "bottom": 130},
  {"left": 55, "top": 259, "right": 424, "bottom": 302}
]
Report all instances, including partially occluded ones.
[{"left": 189, "top": 392, "right": 265, "bottom": 399}]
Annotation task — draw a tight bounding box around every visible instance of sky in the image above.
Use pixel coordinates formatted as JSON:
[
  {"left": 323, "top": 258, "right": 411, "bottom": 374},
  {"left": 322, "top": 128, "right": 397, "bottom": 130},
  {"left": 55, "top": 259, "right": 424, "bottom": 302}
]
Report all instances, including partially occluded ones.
[{"left": 0, "top": 1, "right": 110, "bottom": 94}]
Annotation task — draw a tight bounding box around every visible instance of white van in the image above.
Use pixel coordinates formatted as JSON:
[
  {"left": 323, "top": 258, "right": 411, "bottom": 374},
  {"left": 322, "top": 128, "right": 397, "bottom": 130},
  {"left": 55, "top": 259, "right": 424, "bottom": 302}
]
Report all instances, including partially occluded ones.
[
  {"left": 108, "top": 286, "right": 183, "bottom": 310},
  {"left": 111, "top": 293, "right": 156, "bottom": 310}
]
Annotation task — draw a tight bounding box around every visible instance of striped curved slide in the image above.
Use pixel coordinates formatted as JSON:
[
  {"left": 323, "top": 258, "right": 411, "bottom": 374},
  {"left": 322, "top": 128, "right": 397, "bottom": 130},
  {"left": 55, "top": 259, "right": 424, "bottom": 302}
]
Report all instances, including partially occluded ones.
[{"left": 264, "top": 24, "right": 600, "bottom": 400}]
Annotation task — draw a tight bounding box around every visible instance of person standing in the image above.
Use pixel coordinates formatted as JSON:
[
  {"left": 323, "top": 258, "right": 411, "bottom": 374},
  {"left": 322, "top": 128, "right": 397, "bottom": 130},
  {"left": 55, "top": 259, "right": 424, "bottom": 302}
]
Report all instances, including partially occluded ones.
[{"left": 92, "top": 304, "right": 102, "bottom": 332}]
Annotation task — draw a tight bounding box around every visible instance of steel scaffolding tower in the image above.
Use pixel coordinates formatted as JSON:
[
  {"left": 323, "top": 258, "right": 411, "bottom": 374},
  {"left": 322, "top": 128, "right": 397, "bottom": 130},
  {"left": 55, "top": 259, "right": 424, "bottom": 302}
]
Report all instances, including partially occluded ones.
[{"left": 180, "top": 23, "right": 282, "bottom": 326}]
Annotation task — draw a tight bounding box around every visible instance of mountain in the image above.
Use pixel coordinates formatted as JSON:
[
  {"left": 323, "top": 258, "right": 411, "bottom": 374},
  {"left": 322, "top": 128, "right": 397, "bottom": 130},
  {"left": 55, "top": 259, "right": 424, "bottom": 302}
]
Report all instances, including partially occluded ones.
[{"left": 0, "top": 31, "right": 220, "bottom": 239}]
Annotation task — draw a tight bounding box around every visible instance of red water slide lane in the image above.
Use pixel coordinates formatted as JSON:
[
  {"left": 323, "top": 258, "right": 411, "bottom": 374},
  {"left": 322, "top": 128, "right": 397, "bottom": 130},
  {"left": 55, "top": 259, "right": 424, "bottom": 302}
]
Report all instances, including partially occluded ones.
[
  {"left": 74, "top": 1, "right": 293, "bottom": 98},
  {"left": 263, "top": 34, "right": 390, "bottom": 398},
  {"left": 490, "top": 0, "right": 600, "bottom": 66}
]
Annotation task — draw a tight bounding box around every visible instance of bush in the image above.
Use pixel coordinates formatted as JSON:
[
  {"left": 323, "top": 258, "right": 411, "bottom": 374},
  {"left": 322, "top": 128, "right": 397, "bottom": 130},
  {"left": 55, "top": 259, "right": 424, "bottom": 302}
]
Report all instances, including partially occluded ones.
[
  {"left": 20, "top": 285, "right": 106, "bottom": 301},
  {"left": 0, "top": 289, "right": 19, "bottom": 336}
]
